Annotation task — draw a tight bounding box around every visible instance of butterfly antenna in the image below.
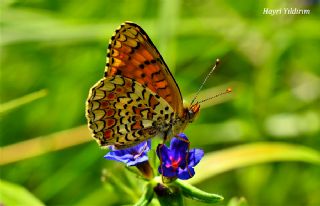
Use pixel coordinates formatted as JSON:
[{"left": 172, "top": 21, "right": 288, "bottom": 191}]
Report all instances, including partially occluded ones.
[
  {"left": 198, "top": 88, "right": 232, "bottom": 104},
  {"left": 190, "top": 59, "right": 220, "bottom": 106}
]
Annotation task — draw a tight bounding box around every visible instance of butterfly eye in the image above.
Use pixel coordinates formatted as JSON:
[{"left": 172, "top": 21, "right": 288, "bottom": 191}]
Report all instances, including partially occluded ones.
[
  {"left": 190, "top": 103, "right": 200, "bottom": 113},
  {"left": 188, "top": 103, "right": 200, "bottom": 122}
]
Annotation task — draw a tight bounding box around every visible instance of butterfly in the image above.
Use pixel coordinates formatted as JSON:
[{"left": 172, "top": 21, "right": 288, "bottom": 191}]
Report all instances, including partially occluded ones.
[{"left": 86, "top": 22, "right": 206, "bottom": 149}]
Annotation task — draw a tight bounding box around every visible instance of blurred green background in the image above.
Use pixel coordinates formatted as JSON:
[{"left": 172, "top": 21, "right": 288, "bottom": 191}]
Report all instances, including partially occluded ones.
[{"left": 1, "top": 0, "right": 320, "bottom": 205}]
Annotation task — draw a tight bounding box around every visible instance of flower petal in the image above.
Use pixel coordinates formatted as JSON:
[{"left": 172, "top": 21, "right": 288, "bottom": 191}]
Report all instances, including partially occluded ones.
[
  {"left": 177, "top": 166, "right": 195, "bottom": 180},
  {"left": 156, "top": 144, "right": 172, "bottom": 165},
  {"left": 104, "top": 140, "right": 150, "bottom": 166},
  {"left": 170, "top": 137, "right": 189, "bottom": 161},
  {"left": 158, "top": 165, "right": 178, "bottom": 178},
  {"left": 170, "top": 134, "right": 189, "bottom": 151},
  {"left": 104, "top": 152, "right": 131, "bottom": 164},
  {"left": 127, "top": 155, "right": 149, "bottom": 166},
  {"left": 188, "top": 149, "right": 204, "bottom": 167}
]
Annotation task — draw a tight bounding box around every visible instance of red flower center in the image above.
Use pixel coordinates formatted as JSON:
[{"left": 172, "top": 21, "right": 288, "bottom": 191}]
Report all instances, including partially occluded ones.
[{"left": 167, "top": 156, "right": 181, "bottom": 169}]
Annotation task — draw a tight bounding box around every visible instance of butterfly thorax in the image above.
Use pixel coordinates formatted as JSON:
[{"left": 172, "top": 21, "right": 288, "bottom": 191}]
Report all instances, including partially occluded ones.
[{"left": 170, "top": 103, "right": 200, "bottom": 137}]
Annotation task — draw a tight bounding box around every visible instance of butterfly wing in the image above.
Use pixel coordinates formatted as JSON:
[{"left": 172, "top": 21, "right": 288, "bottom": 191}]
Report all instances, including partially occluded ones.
[
  {"left": 86, "top": 75, "right": 175, "bottom": 149},
  {"left": 104, "top": 21, "right": 184, "bottom": 117}
]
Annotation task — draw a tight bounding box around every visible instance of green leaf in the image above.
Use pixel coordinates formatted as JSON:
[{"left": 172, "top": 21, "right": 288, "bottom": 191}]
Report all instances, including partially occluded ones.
[
  {"left": 189, "top": 142, "right": 320, "bottom": 184},
  {"left": 0, "top": 89, "right": 47, "bottom": 113},
  {"left": 174, "top": 180, "right": 223, "bottom": 204},
  {"left": 0, "top": 179, "right": 44, "bottom": 206}
]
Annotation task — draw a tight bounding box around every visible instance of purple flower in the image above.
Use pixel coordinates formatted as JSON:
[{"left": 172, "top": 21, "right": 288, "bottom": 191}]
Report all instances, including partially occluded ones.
[
  {"left": 156, "top": 133, "right": 204, "bottom": 180},
  {"left": 104, "top": 140, "right": 151, "bottom": 166}
]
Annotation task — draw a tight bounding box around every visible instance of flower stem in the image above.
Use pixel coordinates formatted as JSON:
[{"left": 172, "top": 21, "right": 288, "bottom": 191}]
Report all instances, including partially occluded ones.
[{"left": 134, "top": 182, "right": 154, "bottom": 206}]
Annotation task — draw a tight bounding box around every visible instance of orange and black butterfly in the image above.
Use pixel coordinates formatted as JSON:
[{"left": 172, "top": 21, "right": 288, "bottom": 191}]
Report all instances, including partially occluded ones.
[{"left": 86, "top": 22, "right": 226, "bottom": 149}]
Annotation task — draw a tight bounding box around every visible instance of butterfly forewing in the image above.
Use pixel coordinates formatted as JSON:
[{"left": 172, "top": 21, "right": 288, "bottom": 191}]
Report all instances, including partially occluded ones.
[{"left": 105, "top": 22, "right": 184, "bottom": 117}]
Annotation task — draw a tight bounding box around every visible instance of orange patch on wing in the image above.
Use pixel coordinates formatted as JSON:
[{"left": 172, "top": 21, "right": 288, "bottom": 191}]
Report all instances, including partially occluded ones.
[
  {"left": 106, "top": 109, "right": 115, "bottom": 117},
  {"left": 107, "top": 93, "right": 116, "bottom": 100},
  {"left": 123, "top": 62, "right": 136, "bottom": 72},
  {"left": 132, "top": 50, "right": 146, "bottom": 62},
  {"left": 106, "top": 118, "right": 116, "bottom": 128},
  {"left": 109, "top": 67, "right": 118, "bottom": 75},
  {"left": 133, "top": 107, "right": 141, "bottom": 115},
  {"left": 125, "top": 81, "right": 133, "bottom": 89},
  {"left": 165, "top": 95, "right": 172, "bottom": 103},
  {"left": 118, "top": 44, "right": 132, "bottom": 54},
  {"left": 149, "top": 95, "right": 159, "bottom": 109},
  {"left": 118, "top": 53, "right": 125, "bottom": 59},
  {"left": 104, "top": 129, "right": 113, "bottom": 140},
  {"left": 132, "top": 121, "right": 142, "bottom": 130},
  {"left": 101, "top": 101, "right": 110, "bottom": 108},
  {"left": 140, "top": 46, "right": 153, "bottom": 59},
  {"left": 116, "top": 88, "right": 123, "bottom": 93},
  {"left": 155, "top": 81, "right": 167, "bottom": 88},
  {"left": 145, "top": 66, "right": 159, "bottom": 76}
]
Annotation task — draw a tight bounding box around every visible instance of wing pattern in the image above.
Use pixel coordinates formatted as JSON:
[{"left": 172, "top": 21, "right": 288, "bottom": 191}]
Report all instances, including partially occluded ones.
[
  {"left": 104, "top": 22, "right": 184, "bottom": 117},
  {"left": 86, "top": 75, "right": 175, "bottom": 149}
]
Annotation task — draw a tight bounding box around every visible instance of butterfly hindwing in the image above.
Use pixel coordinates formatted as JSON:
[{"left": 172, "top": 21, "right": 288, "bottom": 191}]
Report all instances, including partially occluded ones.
[{"left": 86, "top": 75, "right": 175, "bottom": 149}]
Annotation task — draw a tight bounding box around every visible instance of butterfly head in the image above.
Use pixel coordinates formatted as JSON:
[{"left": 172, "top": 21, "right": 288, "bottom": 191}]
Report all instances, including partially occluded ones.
[{"left": 187, "top": 103, "right": 200, "bottom": 123}]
